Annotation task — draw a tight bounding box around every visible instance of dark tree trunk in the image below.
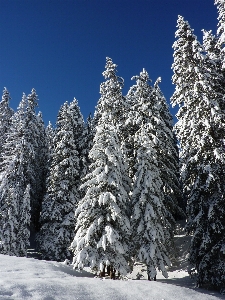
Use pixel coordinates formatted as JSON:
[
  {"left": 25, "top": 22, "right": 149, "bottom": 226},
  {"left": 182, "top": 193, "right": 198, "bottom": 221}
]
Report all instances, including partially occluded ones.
[
  {"left": 107, "top": 265, "right": 111, "bottom": 276},
  {"left": 110, "top": 266, "right": 116, "bottom": 280},
  {"left": 99, "top": 266, "right": 105, "bottom": 277},
  {"left": 148, "top": 274, "right": 156, "bottom": 281}
]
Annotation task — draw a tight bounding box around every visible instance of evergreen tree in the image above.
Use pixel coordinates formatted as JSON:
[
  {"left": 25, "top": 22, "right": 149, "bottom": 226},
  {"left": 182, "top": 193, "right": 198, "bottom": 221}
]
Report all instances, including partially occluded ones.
[
  {"left": 215, "top": 0, "right": 225, "bottom": 69},
  {"left": 0, "top": 94, "right": 31, "bottom": 256},
  {"left": 70, "top": 58, "right": 131, "bottom": 275},
  {"left": 171, "top": 15, "right": 225, "bottom": 289},
  {"left": 171, "top": 16, "right": 202, "bottom": 218},
  {"left": 127, "top": 69, "right": 173, "bottom": 279},
  {"left": 153, "top": 78, "right": 183, "bottom": 220},
  {"left": 26, "top": 89, "right": 45, "bottom": 231},
  {"left": 93, "top": 58, "right": 128, "bottom": 136},
  {"left": 0, "top": 88, "right": 14, "bottom": 162},
  {"left": 0, "top": 89, "right": 50, "bottom": 256},
  {"left": 34, "top": 112, "right": 48, "bottom": 232},
  {"left": 69, "top": 97, "right": 85, "bottom": 177},
  {"left": 37, "top": 100, "right": 81, "bottom": 261}
]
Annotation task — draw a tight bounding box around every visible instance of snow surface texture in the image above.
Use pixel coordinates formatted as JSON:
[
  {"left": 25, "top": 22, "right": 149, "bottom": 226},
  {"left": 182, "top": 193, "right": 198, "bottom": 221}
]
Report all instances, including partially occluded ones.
[{"left": 0, "top": 224, "right": 224, "bottom": 300}]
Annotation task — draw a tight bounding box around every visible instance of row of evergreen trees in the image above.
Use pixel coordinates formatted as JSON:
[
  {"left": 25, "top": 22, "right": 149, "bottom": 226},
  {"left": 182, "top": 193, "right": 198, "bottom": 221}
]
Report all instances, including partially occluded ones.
[
  {"left": 0, "top": 58, "right": 181, "bottom": 280},
  {"left": 0, "top": 0, "right": 225, "bottom": 290}
]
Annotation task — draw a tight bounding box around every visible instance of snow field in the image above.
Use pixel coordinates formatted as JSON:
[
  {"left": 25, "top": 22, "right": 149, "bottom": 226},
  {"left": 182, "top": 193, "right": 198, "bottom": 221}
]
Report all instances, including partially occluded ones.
[{"left": 0, "top": 244, "right": 224, "bottom": 300}]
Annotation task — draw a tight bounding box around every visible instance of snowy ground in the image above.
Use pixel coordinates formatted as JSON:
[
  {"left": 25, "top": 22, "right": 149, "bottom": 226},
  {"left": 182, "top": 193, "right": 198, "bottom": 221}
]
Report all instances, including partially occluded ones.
[{"left": 0, "top": 222, "right": 224, "bottom": 300}]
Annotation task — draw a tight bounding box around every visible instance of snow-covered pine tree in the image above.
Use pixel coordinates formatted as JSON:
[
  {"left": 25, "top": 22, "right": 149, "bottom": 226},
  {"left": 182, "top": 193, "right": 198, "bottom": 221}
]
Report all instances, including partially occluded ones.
[
  {"left": 171, "top": 15, "right": 200, "bottom": 113},
  {"left": 69, "top": 97, "right": 85, "bottom": 175},
  {"left": 0, "top": 94, "right": 31, "bottom": 256},
  {"left": 0, "top": 88, "right": 14, "bottom": 163},
  {"left": 95, "top": 57, "right": 131, "bottom": 199},
  {"left": 93, "top": 58, "right": 131, "bottom": 206},
  {"left": 152, "top": 78, "right": 183, "bottom": 220},
  {"left": 171, "top": 15, "right": 225, "bottom": 289},
  {"left": 25, "top": 89, "right": 45, "bottom": 231},
  {"left": 132, "top": 125, "right": 171, "bottom": 279},
  {"left": 70, "top": 58, "right": 131, "bottom": 276},
  {"left": 171, "top": 15, "right": 201, "bottom": 218},
  {"left": 93, "top": 58, "right": 128, "bottom": 137},
  {"left": 127, "top": 69, "right": 172, "bottom": 279},
  {"left": 34, "top": 112, "right": 48, "bottom": 232},
  {"left": 215, "top": 0, "right": 225, "bottom": 69},
  {"left": 124, "top": 81, "right": 141, "bottom": 180},
  {"left": 214, "top": 0, "right": 225, "bottom": 152},
  {"left": 68, "top": 97, "right": 85, "bottom": 216},
  {"left": 37, "top": 100, "right": 81, "bottom": 261}
]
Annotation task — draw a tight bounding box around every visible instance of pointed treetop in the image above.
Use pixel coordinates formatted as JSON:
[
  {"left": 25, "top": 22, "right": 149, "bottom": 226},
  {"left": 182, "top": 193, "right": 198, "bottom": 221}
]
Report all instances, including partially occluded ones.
[
  {"left": 18, "top": 93, "right": 27, "bottom": 112},
  {"left": 1, "top": 87, "right": 11, "bottom": 104},
  {"left": 131, "top": 68, "right": 152, "bottom": 85},
  {"left": 173, "top": 15, "right": 199, "bottom": 50},
  {"left": 56, "top": 102, "right": 68, "bottom": 126},
  {"left": 102, "top": 57, "right": 124, "bottom": 88},
  {"left": 69, "top": 97, "right": 84, "bottom": 125},
  {"left": 70, "top": 97, "right": 78, "bottom": 106},
  {"left": 27, "top": 88, "right": 38, "bottom": 110},
  {"left": 47, "top": 121, "right": 53, "bottom": 128},
  {"left": 176, "top": 15, "right": 190, "bottom": 28},
  {"left": 58, "top": 101, "right": 69, "bottom": 114},
  {"left": 102, "top": 57, "right": 118, "bottom": 79},
  {"left": 175, "top": 15, "right": 196, "bottom": 40}
]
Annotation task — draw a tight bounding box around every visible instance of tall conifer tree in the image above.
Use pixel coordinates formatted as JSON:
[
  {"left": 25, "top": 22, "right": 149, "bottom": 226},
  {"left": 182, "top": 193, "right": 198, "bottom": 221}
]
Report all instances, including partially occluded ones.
[
  {"left": 152, "top": 78, "right": 183, "bottom": 220},
  {"left": 0, "top": 88, "right": 14, "bottom": 164},
  {"left": 24, "top": 89, "right": 46, "bottom": 231},
  {"left": 0, "top": 94, "right": 31, "bottom": 256},
  {"left": 171, "top": 15, "right": 225, "bottom": 288},
  {"left": 70, "top": 58, "right": 131, "bottom": 275},
  {"left": 37, "top": 100, "right": 82, "bottom": 261},
  {"left": 215, "top": 0, "right": 225, "bottom": 69},
  {"left": 126, "top": 69, "right": 173, "bottom": 279}
]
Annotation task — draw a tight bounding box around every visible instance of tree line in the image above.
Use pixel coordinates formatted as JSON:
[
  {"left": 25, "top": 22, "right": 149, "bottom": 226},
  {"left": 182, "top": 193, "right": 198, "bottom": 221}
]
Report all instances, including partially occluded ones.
[{"left": 0, "top": 0, "right": 225, "bottom": 291}]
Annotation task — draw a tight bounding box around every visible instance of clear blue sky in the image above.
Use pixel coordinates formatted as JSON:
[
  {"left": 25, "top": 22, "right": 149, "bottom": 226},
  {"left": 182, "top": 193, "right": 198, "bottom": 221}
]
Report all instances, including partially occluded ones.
[{"left": 0, "top": 0, "right": 218, "bottom": 126}]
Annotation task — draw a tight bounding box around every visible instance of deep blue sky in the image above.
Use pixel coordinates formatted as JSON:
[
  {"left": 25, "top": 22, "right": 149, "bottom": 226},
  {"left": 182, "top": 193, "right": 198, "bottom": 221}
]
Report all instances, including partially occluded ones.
[{"left": 0, "top": 0, "right": 218, "bottom": 126}]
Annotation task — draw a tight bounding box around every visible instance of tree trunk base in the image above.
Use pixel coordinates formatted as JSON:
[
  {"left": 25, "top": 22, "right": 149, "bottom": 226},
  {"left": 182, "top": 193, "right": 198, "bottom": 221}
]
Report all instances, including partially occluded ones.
[
  {"left": 110, "top": 266, "right": 116, "bottom": 280},
  {"left": 148, "top": 275, "right": 156, "bottom": 281},
  {"left": 99, "top": 266, "right": 105, "bottom": 277}
]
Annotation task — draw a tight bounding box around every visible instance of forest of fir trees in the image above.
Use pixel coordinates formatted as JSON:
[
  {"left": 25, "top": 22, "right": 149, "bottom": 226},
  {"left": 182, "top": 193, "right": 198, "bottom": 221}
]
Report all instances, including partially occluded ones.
[{"left": 0, "top": 0, "right": 225, "bottom": 292}]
